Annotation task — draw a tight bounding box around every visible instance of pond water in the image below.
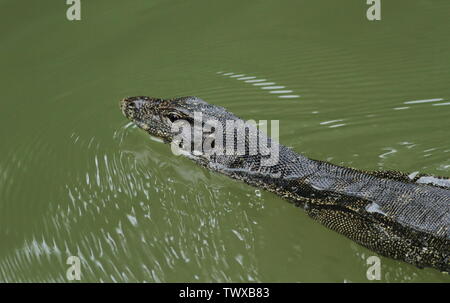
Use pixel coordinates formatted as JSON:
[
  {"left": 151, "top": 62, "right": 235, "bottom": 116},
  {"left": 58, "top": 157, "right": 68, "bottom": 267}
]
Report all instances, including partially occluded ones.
[{"left": 0, "top": 0, "right": 448, "bottom": 282}]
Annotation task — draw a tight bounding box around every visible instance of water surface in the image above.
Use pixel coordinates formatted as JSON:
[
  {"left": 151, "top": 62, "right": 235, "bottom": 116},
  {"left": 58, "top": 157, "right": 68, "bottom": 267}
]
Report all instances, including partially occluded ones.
[{"left": 0, "top": 0, "right": 449, "bottom": 282}]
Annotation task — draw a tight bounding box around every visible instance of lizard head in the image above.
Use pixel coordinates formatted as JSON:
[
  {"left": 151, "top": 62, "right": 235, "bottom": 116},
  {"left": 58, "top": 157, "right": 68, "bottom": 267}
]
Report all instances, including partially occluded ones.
[
  {"left": 120, "top": 96, "right": 235, "bottom": 143},
  {"left": 120, "top": 96, "right": 279, "bottom": 166}
]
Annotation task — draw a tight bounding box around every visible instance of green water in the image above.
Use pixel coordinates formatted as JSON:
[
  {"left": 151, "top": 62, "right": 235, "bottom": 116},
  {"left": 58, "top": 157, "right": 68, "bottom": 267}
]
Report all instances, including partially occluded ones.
[{"left": 0, "top": 0, "right": 449, "bottom": 282}]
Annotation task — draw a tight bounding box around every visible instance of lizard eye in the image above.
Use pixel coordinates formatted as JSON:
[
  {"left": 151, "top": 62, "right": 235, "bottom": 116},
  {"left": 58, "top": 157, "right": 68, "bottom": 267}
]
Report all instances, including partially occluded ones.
[{"left": 167, "top": 112, "right": 182, "bottom": 123}]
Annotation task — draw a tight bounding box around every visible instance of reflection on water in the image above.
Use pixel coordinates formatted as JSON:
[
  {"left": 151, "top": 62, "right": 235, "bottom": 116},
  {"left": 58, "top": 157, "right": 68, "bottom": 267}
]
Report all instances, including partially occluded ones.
[
  {"left": 218, "top": 71, "right": 301, "bottom": 99},
  {"left": 0, "top": 0, "right": 449, "bottom": 282},
  {"left": 395, "top": 98, "right": 450, "bottom": 110}
]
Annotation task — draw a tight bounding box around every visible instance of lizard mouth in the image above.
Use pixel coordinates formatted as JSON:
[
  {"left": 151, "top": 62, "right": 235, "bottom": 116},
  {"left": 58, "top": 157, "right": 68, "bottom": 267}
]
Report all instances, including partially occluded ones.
[{"left": 119, "top": 98, "right": 129, "bottom": 118}]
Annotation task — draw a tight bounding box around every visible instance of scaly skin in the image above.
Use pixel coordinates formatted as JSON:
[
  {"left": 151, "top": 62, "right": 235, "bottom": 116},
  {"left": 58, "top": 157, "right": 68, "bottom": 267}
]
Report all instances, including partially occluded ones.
[{"left": 120, "top": 96, "right": 450, "bottom": 272}]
